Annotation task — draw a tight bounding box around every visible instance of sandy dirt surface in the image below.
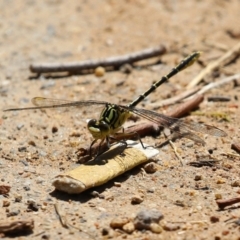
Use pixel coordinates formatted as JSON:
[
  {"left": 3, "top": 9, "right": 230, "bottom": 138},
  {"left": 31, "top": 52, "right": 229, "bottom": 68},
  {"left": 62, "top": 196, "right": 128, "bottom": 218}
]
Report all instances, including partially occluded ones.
[{"left": 1, "top": 0, "right": 240, "bottom": 239}]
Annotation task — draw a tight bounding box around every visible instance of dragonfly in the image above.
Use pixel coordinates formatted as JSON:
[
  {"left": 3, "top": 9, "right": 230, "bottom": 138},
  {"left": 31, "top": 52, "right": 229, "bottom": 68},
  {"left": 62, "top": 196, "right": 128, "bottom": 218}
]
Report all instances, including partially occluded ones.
[{"left": 4, "top": 52, "right": 227, "bottom": 155}]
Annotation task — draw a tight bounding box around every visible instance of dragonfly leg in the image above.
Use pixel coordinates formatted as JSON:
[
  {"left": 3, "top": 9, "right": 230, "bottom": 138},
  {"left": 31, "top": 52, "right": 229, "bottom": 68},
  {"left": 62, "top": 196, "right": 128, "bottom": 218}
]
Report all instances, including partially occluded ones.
[{"left": 89, "top": 139, "right": 98, "bottom": 157}]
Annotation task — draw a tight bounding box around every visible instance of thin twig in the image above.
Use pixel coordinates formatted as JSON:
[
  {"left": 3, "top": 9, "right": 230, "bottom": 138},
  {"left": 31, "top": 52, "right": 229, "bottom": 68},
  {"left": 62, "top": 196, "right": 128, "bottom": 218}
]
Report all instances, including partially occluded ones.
[
  {"left": 197, "top": 73, "right": 240, "bottom": 95},
  {"left": 216, "top": 197, "right": 240, "bottom": 209},
  {"left": 168, "top": 139, "right": 184, "bottom": 166},
  {"left": 203, "top": 40, "right": 229, "bottom": 51},
  {"left": 53, "top": 202, "right": 95, "bottom": 238},
  {"left": 221, "top": 152, "right": 240, "bottom": 159},
  {"left": 187, "top": 42, "right": 240, "bottom": 89},
  {"left": 54, "top": 202, "right": 68, "bottom": 229},
  {"left": 149, "top": 86, "right": 201, "bottom": 109},
  {"left": 30, "top": 45, "right": 166, "bottom": 73}
]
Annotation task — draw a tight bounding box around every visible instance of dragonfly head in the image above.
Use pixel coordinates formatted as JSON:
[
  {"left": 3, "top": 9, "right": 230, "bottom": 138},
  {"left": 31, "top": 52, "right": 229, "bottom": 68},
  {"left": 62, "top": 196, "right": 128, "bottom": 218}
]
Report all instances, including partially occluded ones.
[{"left": 87, "top": 119, "right": 110, "bottom": 139}]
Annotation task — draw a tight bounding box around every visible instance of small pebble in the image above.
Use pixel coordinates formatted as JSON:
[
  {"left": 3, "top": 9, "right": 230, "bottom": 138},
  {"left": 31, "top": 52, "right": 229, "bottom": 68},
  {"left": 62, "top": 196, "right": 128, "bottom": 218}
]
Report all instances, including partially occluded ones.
[
  {"left": 90, "top": 191, "right": 100, "bottom": 197},
  {"left": 52, "top": 126, "right": 58, "bottom": 133},
  {"left": 215, "top": 193, "right": 222, "bottom": 200},
  {"left": 101, "top": 227, "right": 109, "bottom": 236},
  {"left": 216, "top": 178, "right": 225, "bottom": 184},
  {"left": 94, "top": 66, "right": 105, "bottom": 77},
  {"left": 162, "top": 222, "right": 180, "bottom": 231},
  {"left": 2, "top": 200, "right": 10, "bottom": 207},
  {"left": 134, "top": 209, "right": 163, "bottom": 230},
  {"left": 41, "top": 205, "right": 47, "bottom": 211},
  {"left": 122, "top": 222, "right": 135, "bottom": 234},
  {"left": 7, "top": 209, "right": 20, "bottom": 217},
  {"left": 194, "top": 174, "right": 202, "bottom": 181},
  {"left": 144, "top": 162, "right": 157, "bottom": 173},
  {"left": 15, "top": 194, "right": 23, "bottom": 202},
  {"left": 18, "top": 146, "right": 27, "bottom": 152},
  {"left": 0, "top": 185, "right": 11, "bottom": 194},
  {"left": 110, "top": 217, "right": 130, "bottom": 229},
  {"left": 28, "top": 140, "right": 36, "bottom": 147},
  {"left": 114, "top": 182, "right": 121, "bottom": 187},
  {"left": 36, "top": 176, "right": 45, "bottom": 184},
  {"left": 27, "top": 199, "right": 39, "bottom": 212},
  {"left": 147, "top": 187, "right": 155, "bottom": 193},
  {"left": 210, "top": 216, "right": 220, "bottom": 223},
  {"left": 23, "top": 186, "right": 30, "bottom": 191},
  {"left": 231, "top": 180, "right": 240, "bottom": 187},
  {"left": 131, "top": 195, "right": 144, "bottom": 204},
  {"left": 150, "top": 223, "right": 163, "bottom": 233},
  {"left": 17, "top": 123, "right": 24, "bottom": 130}
]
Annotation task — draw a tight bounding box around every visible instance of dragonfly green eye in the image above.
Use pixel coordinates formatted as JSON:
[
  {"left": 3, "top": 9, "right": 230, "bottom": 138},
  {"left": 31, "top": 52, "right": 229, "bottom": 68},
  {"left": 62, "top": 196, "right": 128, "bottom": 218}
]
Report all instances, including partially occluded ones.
[{"left": 87, "top": 119, "right": 110, "bottom": 139}]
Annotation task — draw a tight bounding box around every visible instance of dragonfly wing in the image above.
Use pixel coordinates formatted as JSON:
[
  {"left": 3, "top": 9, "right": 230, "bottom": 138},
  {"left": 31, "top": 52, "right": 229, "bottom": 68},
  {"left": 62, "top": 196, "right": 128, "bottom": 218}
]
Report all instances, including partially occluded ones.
[
  {"left": 128, "top": 107, "right": 227, "bottom": 137},
  {"left": 4, "top": 97, "right": 110, "bottom": 121},
  {"left": 31, "top": 97, "right": 108, "bottom": 108}
]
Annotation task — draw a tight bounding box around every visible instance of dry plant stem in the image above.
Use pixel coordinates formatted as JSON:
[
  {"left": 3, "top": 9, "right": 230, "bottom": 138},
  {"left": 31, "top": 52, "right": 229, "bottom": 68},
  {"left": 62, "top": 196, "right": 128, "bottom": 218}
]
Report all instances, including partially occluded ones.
[
  {"left": 187, "top": 41, "right": 240, "bottom": 89},
  {"left": 84, "top": 94, "right": 204, "bottom": 156},
  {"left": 197, "top": 73, "right": 240, "bottom": 95},
  {"left": 203, "top": 40, "right": 229, "bottom": 51},
  {"left": 54, "top": 203, "right": 68, "bottom": 229},
  {"left": 231, "top": 143, "right": 240, "bottom": 154},
  {"left": 168, "top": 139, "right": 184, "bottom": 166},
  {"left": 30, "top": 45, "right": 166, "bottom": 73},
  {"left": 216, "top": 197, "right": 240, "bottom": 209},
  {"left": 150, "top": 86, "right": 201, "bottom": 109},
  {"left": 53, "top": 203, "right": 93, "bottom": 237}
]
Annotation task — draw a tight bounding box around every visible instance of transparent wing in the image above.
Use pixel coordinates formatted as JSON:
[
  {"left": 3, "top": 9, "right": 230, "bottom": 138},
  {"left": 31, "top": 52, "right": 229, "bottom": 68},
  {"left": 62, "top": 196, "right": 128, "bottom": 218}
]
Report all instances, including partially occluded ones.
[
  {"left": 31, "top": 97, "right": 109, "bottom": 109},
  {"left": 4, "top": 97, "right": 109, "bottom": 111},
  {"left": 3, "top": 97, "right": 112, "bottom": 121},
  {"left": 125, "top": 106, "right": 227, "bottom": 143}
]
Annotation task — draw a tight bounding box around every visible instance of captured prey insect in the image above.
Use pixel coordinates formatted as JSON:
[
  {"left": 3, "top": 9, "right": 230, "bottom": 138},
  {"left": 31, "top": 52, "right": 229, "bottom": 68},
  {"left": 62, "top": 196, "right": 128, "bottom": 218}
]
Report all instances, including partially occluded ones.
[{"left": 4, "top": 52, "right": 227, "bottom": 155}]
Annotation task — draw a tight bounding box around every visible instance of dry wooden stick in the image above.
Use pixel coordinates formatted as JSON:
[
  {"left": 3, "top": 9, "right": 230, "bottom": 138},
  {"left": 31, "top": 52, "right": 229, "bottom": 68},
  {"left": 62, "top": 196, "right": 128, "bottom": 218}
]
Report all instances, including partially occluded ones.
[
  {"left": 164, "top": 94, "right": 204, "bottom": 118},
  {"left": 216, "top": 197, "right": 240, "bottom": 209},
  {"left": 30, "top": 45, "right": 166, "bottom": 74},
  {"left": 187, "top": 42, "right": 240, "bottom": 89}
]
